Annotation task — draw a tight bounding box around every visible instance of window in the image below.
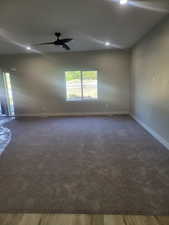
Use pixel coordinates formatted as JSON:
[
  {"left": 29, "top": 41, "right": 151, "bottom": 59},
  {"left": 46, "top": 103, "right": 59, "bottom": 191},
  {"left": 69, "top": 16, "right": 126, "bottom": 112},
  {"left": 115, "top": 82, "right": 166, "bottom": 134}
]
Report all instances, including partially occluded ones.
[
  {"left": 3, "top": 73, "right": 15, "bottom": 116},
  {"left": 65, "top": 70, "right": 98, "bottom": 101}
]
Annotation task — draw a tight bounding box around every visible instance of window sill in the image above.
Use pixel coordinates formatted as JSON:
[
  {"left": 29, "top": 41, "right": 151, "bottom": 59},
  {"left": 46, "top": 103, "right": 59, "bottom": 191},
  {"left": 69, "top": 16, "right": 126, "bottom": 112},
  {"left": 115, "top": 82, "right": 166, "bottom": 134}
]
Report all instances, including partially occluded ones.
[{"left": 66, "top": 98, "right": 98, "bottom": 102}]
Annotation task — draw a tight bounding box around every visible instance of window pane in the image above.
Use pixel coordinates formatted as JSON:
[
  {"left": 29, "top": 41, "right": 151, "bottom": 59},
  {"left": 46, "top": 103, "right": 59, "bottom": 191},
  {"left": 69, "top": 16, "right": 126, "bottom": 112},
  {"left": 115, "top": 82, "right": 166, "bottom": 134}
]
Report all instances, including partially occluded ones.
[
  {"left": 65, "top": 71, "right": 81, "bottom": 100},
  {"left": 82, "top": 71, "right": 98, "bottom": 99},
  {"left": 5, "top": 73, "right": 15, "bottom": 115}
]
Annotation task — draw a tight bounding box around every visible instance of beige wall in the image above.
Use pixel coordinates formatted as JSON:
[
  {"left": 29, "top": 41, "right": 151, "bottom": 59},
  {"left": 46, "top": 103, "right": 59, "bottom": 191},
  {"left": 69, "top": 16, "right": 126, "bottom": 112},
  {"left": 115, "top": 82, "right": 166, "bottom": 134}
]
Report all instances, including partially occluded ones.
[
  {"left": 131, "top": 17, "right": 169, "bottom": 145},
  {"left": 0, "top": 50, "right": 130, "bottom": 115}
]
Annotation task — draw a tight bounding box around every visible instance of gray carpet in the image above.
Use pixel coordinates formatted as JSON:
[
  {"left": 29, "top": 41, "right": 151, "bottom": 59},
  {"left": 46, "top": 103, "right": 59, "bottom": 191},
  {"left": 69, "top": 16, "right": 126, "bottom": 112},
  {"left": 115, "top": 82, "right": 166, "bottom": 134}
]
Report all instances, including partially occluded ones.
[{"left": 0, "top": 116, "right": 169, "bottom": 215}]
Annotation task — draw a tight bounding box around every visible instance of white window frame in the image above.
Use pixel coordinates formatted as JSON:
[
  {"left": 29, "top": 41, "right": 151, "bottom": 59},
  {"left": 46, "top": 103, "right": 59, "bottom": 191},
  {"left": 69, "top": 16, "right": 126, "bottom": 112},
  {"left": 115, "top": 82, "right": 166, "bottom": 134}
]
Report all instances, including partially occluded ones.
[{"left": 65, "top": 70, "right": 98, "bottom": 102}]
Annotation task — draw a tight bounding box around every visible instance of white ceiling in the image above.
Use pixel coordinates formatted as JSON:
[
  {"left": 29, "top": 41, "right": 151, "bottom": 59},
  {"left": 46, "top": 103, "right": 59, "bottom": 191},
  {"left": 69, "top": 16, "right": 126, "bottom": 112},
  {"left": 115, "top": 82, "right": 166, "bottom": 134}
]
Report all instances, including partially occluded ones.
[{"left": 0, "top": 0, "right": 168, "bottom": 54}]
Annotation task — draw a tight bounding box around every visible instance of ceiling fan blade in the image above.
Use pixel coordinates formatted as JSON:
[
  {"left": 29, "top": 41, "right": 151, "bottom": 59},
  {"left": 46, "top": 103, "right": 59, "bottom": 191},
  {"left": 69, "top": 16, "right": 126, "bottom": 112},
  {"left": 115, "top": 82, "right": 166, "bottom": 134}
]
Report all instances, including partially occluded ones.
[
  {"left": 62, "top": 43, "right": 70, "bottom": 50},
  {"left": 61, "top": 38, "right": 73, "bottom": 43},
  {"left": 35, "top": 41, "right": 55, "bottom": 45}
]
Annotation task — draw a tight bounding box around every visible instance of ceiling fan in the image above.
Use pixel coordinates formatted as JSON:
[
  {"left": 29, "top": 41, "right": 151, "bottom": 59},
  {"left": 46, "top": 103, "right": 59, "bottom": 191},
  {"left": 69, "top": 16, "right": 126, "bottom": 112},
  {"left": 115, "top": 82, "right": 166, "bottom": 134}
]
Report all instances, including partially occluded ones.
[{"left": 36, "top": 32, "right": 73, "bottom": 50}]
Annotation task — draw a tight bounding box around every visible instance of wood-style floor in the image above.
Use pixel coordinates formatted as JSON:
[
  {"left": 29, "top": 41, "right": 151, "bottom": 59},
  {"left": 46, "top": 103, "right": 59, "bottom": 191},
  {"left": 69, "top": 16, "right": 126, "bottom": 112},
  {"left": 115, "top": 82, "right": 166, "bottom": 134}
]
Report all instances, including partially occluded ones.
[{"left": 0, "top": 214, "right": 169, "bottom": 225}]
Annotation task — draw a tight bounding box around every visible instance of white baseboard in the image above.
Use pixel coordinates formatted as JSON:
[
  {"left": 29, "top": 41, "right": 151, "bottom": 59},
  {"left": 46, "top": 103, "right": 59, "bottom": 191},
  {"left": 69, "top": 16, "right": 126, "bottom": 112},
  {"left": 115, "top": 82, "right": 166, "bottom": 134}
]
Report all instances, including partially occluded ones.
[
  {"left": 15, "top": 111, "right": 129, "bottom": 117},
  {"left": 130, "top": 114, "right": 169, "bottom": 151}
]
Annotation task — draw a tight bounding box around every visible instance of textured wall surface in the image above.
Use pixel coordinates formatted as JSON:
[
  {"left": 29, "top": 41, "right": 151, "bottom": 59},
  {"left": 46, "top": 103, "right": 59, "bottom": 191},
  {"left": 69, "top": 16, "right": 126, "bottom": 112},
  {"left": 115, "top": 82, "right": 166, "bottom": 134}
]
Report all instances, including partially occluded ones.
[
  {"left": 131, "top": 16, "right": 169, "bottom": 144},
  {"left": 0, "top": 50, "right": 130, "bottom": 115}
]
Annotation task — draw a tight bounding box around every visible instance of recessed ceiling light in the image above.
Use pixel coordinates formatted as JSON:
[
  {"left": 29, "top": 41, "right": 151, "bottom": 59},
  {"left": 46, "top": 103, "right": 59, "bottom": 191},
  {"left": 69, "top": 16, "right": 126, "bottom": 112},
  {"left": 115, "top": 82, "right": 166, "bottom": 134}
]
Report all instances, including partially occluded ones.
[
  {"left": 120, "top": 0, "right": 128, "bottom": 5},
  {"left": 105, "top": 42, "right": 110, "bottom": 46},
  {"left": 26, "top": 46, "right": 31, "bottom": 50}
]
